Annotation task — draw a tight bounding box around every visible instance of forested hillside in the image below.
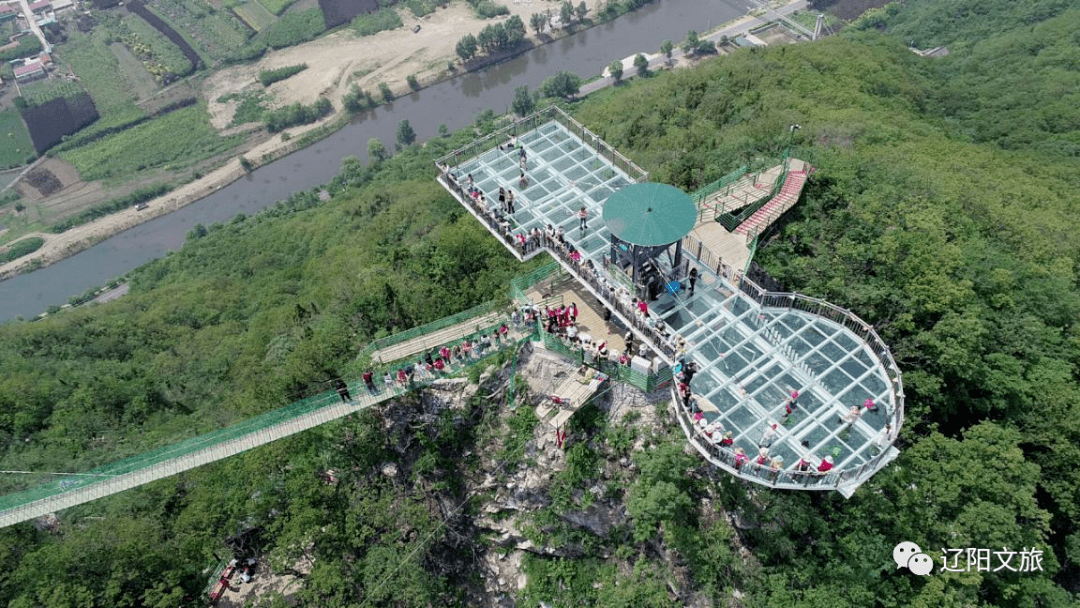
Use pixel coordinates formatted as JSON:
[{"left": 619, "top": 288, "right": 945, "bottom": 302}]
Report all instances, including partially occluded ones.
[{"left": 1, "top": 0, "right": 1079, "bottom": 606}]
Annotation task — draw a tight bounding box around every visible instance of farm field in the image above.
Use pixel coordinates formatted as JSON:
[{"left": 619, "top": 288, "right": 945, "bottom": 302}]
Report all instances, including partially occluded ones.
[
  {"left": 60, "top": 30, "right": 146, "bottom": 124},
  {"left": 0, "top": 109, "right": 34, "bottom": 169},
  {"left": 121, "top": 10, "right": 195, "bottom": 77},
  {"left": 146, "top": 0, "right": 252, "bottom": 62},
  {"left": 257, "top": 0, "right": 297, "bottom": 16},
  {"left": 110, "top": 42, "right": 160, "bottom": 101},
  {"left": 233, "top": 0, "right": 278, "bottom": 31},
  {"left": 58, "top": 104, "right": 246, "bottom": 182}
]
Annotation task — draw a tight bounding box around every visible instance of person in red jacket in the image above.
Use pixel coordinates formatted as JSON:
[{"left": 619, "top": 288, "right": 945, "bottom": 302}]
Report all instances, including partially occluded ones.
[{"left": 818, "top": 455, "right": 835, "bottom": 473}]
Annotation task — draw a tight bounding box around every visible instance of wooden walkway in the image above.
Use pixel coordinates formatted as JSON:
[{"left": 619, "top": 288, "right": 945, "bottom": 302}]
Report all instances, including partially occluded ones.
[
  {"left": 535, "top": 368, "right": 609, "bottom": 429},
  {"left": 700, "top": 164, "right": 784, "bottom": 217},
  {"left": 368, "top": 311, "right": 505, "bottom": 364},
  {"left": 686, "top": 158, "right": 811, "bottom": 273},
  {"left": 737, "top": 159, "right": 811, "bottom": 236},
  {"left": 527, "top": 275, "right": 630, "bottom": 356}
]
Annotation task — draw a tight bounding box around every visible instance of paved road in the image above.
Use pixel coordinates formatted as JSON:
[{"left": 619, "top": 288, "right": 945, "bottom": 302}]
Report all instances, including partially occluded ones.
[
  {"left": 16, "top": 0, "right": 52, "bottom": 54},
  {"left": 580, "top": 0, "right": 809, "bottom": 96}
]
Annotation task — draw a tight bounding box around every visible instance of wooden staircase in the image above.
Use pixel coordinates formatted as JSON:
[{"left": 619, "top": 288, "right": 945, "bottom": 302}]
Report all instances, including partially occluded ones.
[{"left": 735, "top": 167, "right": 810, "bottom": 237}]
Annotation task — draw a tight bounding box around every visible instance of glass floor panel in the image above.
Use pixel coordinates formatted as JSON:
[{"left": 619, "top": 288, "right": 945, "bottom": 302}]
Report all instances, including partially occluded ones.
[{"left": 443, "top": 117, "right": 900, "bottom": 482}]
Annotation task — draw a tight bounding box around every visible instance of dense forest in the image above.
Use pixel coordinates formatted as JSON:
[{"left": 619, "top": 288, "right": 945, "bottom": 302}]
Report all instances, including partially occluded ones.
[{"left": 2, "top": 0, "right": 1080, "bottom": 606}]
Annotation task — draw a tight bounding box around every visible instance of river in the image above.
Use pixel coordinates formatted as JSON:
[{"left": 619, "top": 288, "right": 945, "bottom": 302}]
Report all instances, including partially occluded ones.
[{"left": 0, "top": 0, "right": 752, "bottom": 322}]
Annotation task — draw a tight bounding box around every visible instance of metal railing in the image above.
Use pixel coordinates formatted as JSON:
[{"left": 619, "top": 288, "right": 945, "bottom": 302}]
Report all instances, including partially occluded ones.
[
  {"left": 0, "top": 321, "right": 537, "bottom": 528},
  {"left": 717, "top": 160, "right": 789, "bottom": 231},
  {"left": 538, "top": 331, "right": 673, "bottom": 393},
  {"left": 438, "top": 121, "right": 903, "bottom": 493},
  {"left": 356, "top": 300, "right": 502, "bottom": 362},
  {"left": 672, "top": 383, "right": 897, "bottom": 493},
  {"left": 510, "top": 261, "right": 567, "bottom": 305},
  {"left": 743, "top": 166, "right": 811, "bottom": 244},
  {"left": 435, "top": 105, "right": 648, "bottom": 184}
]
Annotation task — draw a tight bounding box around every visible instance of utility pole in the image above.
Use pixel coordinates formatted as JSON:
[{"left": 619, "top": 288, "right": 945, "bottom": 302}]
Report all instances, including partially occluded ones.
[{"left": 786, "top": 124, "right": 801, "bottom": 161}]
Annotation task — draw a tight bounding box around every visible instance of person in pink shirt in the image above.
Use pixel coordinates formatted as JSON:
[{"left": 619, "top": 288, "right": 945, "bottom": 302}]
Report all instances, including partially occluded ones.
[
  {"left": 784, "top": 390, "right": 799, "bottom": 417},
  {"left": 796, "top": 454, "right": 814, "bottom": 472},
  {"left": 755, "top": 448, "right": 769, "bottom": 466},
  {"left": 637, "top": 299, "right": 648, "bottom": 315},
  {"left": 733, "top": 447, "right": 748, "bottom": 468}
]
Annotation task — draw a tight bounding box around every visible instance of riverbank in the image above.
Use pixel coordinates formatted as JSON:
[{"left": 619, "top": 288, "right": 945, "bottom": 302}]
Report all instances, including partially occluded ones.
[
  {"left": 0, "top": 0, "right": 605, "bottom": 281},
  {"left": 0, "top": 0, "right": 807, "bottom": 282}
]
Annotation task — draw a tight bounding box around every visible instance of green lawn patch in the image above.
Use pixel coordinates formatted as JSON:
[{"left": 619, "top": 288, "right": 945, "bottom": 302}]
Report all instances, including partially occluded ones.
[
  {"left": 259, "top": 63, "right": 307, "bottom": 86},
  {"left": 60, "top": 30, "right": 144, "bottom": 119},
  {"left": 0, "top": 109, "right": 34, "bottom": 169},
  {"left": 351, "top": 6, "right": 402, "bottom": 36},
  {"left": 110, "top": 42, "right": 160, "bottom": 101},
  {"left": 58, "top": 104, "right": 246, "bottom": 181},
  {"left": 0, "top": 236, "right": 45, "bottom": 263},
  {"left": 256, "top": 0, "right": 297, "bottom": 16},
  {"left": 233, "top": 0, "right": 278, "bottom": 31},
  {"left": 221, "top": 90, "right": 268, "bottom": 126}
]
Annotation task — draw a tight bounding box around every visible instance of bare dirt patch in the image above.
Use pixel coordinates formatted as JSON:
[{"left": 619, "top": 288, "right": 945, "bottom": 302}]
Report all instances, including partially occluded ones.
[
  {"left": 14, "top": 158, "right": 83, "bottom": 202},
  {"left": 203, "top": 0, "right": 571, "bottom": 129}
]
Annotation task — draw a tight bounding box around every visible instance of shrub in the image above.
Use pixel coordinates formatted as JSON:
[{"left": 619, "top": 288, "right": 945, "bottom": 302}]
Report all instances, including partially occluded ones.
[
  {"left": 263, "top": 97, "right": 332, "bottom": 132},
  {"left": 396, "top": 119, "right": 416, "bottom": 147},
  {"left": 403, "top": 0, "right": 436, "bottom": 17},
  {"left": 609, "top": 60, "right": 623, "bottom": 83},
  {"left": 258, "top": 63, "right": 308, "bottom": 87},
  {"left": 633, "top": 52, "right": 649, "bottom": 76},
  {"left": 511, "top": 85, "right": 534, "bottom": 116},
  {"left": 456, "top": 33, "right": 478, "bottom": 61},
  {"left": 541, "top": 71, "right": 582, "bottom": 98},
  {"left": 406, "top": 74, "right": 420, "bottom": 90},
  {"left": 379, "top": 82, "right": 394, "bottom": 102},
  {"left": 472, "top": 0, "right": 508, "bottom": 19},
  {"left": 343, "top": 84, "right": 370, "bottom": 112},
  {"left": 0, "top": 236, "right": 46, "bottom": 264},
  {"left": 351, "top": 7, "right": 402, "bottom": 36}
]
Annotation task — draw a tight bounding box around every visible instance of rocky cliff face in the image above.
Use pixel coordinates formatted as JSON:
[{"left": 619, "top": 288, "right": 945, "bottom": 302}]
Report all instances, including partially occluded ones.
[{"left": 371, "top": 344, "right": 694, "bottom": 606}]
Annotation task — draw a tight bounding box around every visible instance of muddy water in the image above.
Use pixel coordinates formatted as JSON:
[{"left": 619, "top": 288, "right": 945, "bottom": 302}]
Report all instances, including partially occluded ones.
[{"left": 0, "top": 0, "right": 751, "bottom": 321}]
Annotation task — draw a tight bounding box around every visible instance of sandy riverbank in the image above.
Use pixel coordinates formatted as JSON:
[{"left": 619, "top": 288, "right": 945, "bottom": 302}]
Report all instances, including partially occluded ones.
[
  {"left": 1, "top": 1, "right": 590, "bottom": 280},
  {"left": 0, "top": 0, "right": 794, "bottom": 282}
]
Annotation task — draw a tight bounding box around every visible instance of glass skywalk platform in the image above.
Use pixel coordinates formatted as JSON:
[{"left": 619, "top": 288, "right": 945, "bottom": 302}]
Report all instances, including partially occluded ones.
[{"left": 436, "top": 107, "right": 903, "bottom": 496}]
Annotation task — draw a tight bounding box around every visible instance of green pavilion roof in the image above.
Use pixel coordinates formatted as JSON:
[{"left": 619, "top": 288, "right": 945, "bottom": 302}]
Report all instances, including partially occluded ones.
[{"left": 602, "top": 182, "right": 696, "bottom": 247}]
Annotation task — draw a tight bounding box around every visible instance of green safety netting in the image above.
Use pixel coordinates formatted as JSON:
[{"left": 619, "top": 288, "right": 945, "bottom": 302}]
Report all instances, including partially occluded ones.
[{"left": 0, "top": 309, "right": 536, "bottom": 519}]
